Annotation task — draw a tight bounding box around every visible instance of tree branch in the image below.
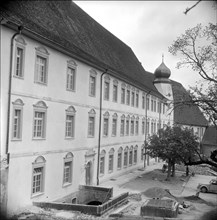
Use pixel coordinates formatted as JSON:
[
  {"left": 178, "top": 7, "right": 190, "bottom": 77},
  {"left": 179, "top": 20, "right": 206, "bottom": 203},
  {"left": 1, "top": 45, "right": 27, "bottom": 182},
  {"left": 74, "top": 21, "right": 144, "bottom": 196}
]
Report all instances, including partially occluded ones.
[{"left": 184, "top": 0, "right": 202, "bottom": 15}]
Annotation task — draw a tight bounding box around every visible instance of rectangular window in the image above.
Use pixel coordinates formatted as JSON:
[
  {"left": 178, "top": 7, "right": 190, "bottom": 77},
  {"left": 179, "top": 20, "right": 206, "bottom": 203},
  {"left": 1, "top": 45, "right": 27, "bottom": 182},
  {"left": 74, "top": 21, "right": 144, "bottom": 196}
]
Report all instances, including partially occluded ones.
[
  {"left": 151, "top": 100, "right": 154, "bottom": 111},
  {"left": 124, "top": 152, "right": 128, "bottom": 167},
  {"left": 134, "top": 149, "right": 137, "bottom": 163},
  {"left": 63, "top": 161, "right": 72, "bottom": 184},
  {"left": 157, "top": 102, "right": 161, "bottom": 113},
  {"left": 13, "top": 109, "right": 22, "bottom": 139},
  {"left": 112, "top": 118, "right": 117, "bottom": 136},
  {"left": 127, "top": 90, "right": 130, "bottom": 105},
  {"left": 129, "top": 150, "right": 133, "bottom": 165},
  {"left": 147, "top": 97, "right": 150, "bottom": 110},
  {"left": 117, "top": 153, "right": 122, "bottom": 169},
  {"left": 65, "top": 115, "right": 75, "bottom": 138},
  {"left": 113, "top": 84, "right": 118, "bottom": 102},
  {"left": 120, "top": 119, "right": 125, "bottom": 136},
  {"left": 100, "top": 156, "right": 105, "bottom": 174},
  {"left": 108, "top": 154, "right": 114, "bottom": 172},
  {"left": 36, "top": 55, "right": 47, "bottom": 84},
  {"left": 136, "top": 94, "right": 139, "bottom": 107},
  {"left": 103, "top": 118, "right": 109, "bottom": 137},
  {"left": 121, "top": 88, "right": 125, "bottom": 104},
  {"left": 89, "top": 75, "right": 96, "bottom": 96},
  {"left": 131, "top": 120, "right": 134, "bottom": 135},
  {"left": 142, "top": 121, "right": 145, "bottom": 135},
  {"left": 163, "top": 104, "right": 165, "bottom": 114},
  {"left": 142, "top": 96, "right": 145, "bottom": 109},
  {"left": 33, "top": 111, "right": 45, "bottom": 138},
  {"left": 136, "top": 121, "right": 139, "bottom": 135},
  {"left": 88, "top": 116, "right": 95, "bottom": 137},
  {"left": 126, "top": 120, "right": 129, "bottom": 136},
  {"left": 147, "top": 121, "right": 150, "bottom": 134},
  {"left": 66, "top": 66, "right": 75, "bottom": 91},
  {"left": 15, "top": 47, "right": 24, "bottom": 77},
  {"left": 32, "top": 167, "right": 43, "bottom": 194},
  {"left": 131, "top": 92, "right": 135, "bottom": 106},
  {"left": 104, "top": 81, "right": 110, "bottom": 100},
  {"left": 154, "top": 100, "right": 156, "bottom": 112},
  {"left": 141, "top": 148, "right": 144, "bottom": 160}
]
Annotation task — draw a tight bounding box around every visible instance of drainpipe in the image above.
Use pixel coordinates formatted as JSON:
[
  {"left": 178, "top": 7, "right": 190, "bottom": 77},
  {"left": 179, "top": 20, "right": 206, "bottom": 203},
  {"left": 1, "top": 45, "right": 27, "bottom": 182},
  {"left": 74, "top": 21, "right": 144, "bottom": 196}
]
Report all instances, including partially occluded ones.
[
  {"left": 5, "top": 25, "right": 23, "bottom": 164},
  {"left": 144, "top": 91, "right": 151, "bottom": 168},
  {"left": 96, "top": 69, "right": 108, "bottom": 185}
]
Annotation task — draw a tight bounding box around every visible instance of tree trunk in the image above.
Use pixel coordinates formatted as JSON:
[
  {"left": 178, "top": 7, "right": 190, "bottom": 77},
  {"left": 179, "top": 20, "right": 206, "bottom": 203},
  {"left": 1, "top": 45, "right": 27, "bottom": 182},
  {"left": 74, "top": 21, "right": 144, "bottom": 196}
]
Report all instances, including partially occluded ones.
[
  {"left": 186, "top": 165, "right": 189, "bottom": 176},
  {"left": 171, "top": 162, "right": 175, "bottom": 177},
  {"left": 166, "top": 161, "right": 172, "bottom": 181}
]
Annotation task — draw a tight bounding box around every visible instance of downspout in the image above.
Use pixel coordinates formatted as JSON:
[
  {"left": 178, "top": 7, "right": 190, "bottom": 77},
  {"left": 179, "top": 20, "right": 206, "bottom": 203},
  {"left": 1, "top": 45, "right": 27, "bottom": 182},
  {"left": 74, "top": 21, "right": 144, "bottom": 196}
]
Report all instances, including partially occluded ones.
[
  {"left": 5, "top": 25, "right": 23, "bottom": 164},
  {"left": 144, "top": 91, "right": 151, "bottom": 168},
  {"left": 96, "top": 69, "right": 108, "bottom": 185}
]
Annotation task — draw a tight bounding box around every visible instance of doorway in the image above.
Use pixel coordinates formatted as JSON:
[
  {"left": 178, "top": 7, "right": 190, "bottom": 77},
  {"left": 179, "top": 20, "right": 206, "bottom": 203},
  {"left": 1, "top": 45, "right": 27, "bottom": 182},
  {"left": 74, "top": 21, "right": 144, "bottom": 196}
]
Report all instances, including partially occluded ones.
[{"left": 85, "top": 161, "right": 92, "bottom": 185}]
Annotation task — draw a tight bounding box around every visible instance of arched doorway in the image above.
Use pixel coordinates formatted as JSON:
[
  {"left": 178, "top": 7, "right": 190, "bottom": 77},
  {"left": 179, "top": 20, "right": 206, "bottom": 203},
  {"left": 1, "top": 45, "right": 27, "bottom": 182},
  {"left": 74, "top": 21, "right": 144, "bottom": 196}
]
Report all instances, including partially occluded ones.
[{"left": 85, "top": 161, "right": 92, "bottom": 185}]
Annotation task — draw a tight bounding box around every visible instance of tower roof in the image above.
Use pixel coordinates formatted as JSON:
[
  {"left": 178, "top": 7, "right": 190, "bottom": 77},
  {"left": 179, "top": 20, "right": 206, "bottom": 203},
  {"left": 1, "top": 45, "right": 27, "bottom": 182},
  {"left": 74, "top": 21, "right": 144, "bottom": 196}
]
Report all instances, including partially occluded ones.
[{"left": 154, "top": 55, "right": 171, "bottom": 79}]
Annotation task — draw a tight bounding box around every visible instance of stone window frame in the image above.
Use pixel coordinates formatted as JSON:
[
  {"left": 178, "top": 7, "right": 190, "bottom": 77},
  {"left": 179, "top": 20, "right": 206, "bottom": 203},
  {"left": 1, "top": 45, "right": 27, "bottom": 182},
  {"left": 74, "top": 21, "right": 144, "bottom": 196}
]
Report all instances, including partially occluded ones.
[
  {"left": 120, "top": 114, "right": 125, "bottom": 136},
  {"left": 88, "top": 109, "right": 96, "bottom": 138},
  {"left": 65, "top": 106, "right": 76, "bottom": 139},
  {"left": 11, "top": 98, "right": 24, "bottom": 140},
  {"left": 131, "top": 87, "right": 135, "bottom": 107},
  {"left": 125, "top": 115, "right": 130, "bottom": 136},
  {"left": 66, "top": 59, "right": 77, "bottom": 92},
  {"left": 126, "top": 85, "right": 131, "bottom": 106},
  {"left": 89, "top": 69, "right": 97, "bottom": 97},
  {"left": 103, "top": 111, "right": 110, "bottom": 137},
  {"left": 121, "top": 83, "right": 126, "bottom": 104},
  {"left": 104, "top": 75, "right": 110, "bottom": 101},
  {"left": 135, "top": 116, "right": 139, "bottom": 136},
  {"left": 142, "top": 117, "right": 145, "bottom": 135},
  {"left": 34, "top": 46, "right": 49, "bottom": 85},
  {"left": 123, "top": 146, "right": 129, "bottom": 168},
  {"left": 135, "top": 90, "right": 139, "bottom": 108},
  {"left": 133, "top": 145, "right": 138, "bottom": 164},
  {"left": 32, "top": 101, "right": 48, "bottom": 140},
  {"left": 100, "top": 150, "right": 106, "bottom": 175},
  {"left": 112, "top": 79, "right": 118, "bottom": 102},
  {"left": 108, "top": 148, "right": 115, "bottom": 173},
  {"left": 129, "top": 145, "right": 133, "bottom": 166},
  {"left": 117, "top": 147, "right": 123, "bottom": 170},
  {"left": 14, "top": 35, "right": 26, "bottom": 79},
  {"left": 112, "top": 113, "right": 118, "bottom": 137},
  {"left": 130, "top": 116, "right": 135, "bottom": 136},
  {"left": 62, "top": 152, "right": 74, "bottom": 187},
  {"left": 31, "top": 156, "right": 46, "bottom": 197}
]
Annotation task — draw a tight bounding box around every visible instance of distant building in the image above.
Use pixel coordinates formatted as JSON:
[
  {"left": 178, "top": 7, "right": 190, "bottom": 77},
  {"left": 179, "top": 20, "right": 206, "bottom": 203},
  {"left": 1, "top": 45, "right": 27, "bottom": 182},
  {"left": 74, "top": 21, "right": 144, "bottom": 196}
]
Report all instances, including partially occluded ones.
[{"left": 0, "top": 1, "right": 207, "bottom": 214}]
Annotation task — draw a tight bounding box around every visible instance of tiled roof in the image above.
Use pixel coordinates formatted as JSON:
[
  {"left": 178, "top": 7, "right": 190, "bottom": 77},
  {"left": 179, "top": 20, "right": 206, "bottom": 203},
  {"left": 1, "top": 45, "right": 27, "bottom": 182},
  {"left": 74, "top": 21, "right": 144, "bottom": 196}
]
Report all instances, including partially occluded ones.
[
  {"left": 0, "top": 0, "right": 160, "bottom": 95},
  {"left": 1, "top": 1, "right": 208, "bottom": 127},
  {"left": 171, "top": 80, "right": 208, "bottom": 127},
  {"left": 202, "top": 126, "right": 217, "bottom": 146}
]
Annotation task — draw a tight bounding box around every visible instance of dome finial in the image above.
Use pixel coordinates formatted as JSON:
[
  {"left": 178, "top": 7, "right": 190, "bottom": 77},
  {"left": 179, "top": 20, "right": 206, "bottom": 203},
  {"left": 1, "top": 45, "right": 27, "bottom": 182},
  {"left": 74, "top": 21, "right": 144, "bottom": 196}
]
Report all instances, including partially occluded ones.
[{"left": 162, "top": 53, "right": 164, "bottom": 63}]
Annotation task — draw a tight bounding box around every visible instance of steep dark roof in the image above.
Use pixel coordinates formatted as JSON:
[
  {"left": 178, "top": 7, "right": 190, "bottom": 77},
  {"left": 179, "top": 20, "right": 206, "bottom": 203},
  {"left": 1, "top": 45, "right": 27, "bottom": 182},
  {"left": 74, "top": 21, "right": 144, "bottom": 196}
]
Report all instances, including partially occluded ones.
[
  {"left": 171, "top": 80, "right": 208, "bottom": 127},
  {"left": 0, "top": 0, "right": 160, "bottom": 95},
  {"left": 202, "top": 126, "right": 217, "bottom": 146}
]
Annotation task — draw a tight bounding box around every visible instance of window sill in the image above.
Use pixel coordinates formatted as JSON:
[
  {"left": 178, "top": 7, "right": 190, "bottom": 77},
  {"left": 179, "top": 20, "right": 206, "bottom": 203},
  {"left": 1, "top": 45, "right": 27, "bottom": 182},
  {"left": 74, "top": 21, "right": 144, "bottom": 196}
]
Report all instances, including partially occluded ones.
[
  {"left": 65, "top": 137, "right": 75, "bottom": 140},
  {"left": 34, "top": 81, "right": 47, "bottom": 86},
  {"left": 62, "top": 182, "right": 72, "bottom": 188},
  {"left": 32, "top": 138, "right": 46, "bottom": 140},
  {"left": 11, "top": 138, "right": 22, "bottom": 141},
  {"left": 31, "top": 192, "right": 44, "bottom": 198},
  {"left": 66, "top": 88, "right": 76, "bottom": 92},
  {"left": 87, "top": 136, "right": 95, "bottom": 138},
  {"left": 13, "top": 75, "right": 24, "bottom": 80}
]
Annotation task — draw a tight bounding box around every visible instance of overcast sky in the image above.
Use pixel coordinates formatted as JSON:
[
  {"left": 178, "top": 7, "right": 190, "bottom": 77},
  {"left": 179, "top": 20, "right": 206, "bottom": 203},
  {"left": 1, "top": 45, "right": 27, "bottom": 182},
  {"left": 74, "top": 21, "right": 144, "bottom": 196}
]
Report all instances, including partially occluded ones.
[{"left": 74, "top": 1, "right": 216, "bottom": 89}]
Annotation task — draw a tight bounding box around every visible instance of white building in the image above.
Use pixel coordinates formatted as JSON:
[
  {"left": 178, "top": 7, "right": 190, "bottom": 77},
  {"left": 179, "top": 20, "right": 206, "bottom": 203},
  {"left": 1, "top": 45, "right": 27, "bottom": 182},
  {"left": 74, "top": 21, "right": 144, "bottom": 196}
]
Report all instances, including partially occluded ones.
[{"left": 0, "top": 1, "right": 207, "bottom": 215}]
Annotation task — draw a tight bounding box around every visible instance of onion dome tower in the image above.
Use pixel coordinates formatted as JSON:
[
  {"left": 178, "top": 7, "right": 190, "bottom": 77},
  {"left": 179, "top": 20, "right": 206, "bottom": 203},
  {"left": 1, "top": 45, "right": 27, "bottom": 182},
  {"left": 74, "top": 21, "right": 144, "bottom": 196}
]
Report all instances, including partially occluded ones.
[{"left": 153, "top": 55, "right": 173, "bottom": 101}]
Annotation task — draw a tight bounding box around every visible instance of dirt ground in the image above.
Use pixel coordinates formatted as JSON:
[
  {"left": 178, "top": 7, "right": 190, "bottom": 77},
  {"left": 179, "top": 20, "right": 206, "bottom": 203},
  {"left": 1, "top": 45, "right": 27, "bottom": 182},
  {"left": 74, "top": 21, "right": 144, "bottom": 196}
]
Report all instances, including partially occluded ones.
[{"left": 9, "top": 168, "right": 217, "bottom": 220}]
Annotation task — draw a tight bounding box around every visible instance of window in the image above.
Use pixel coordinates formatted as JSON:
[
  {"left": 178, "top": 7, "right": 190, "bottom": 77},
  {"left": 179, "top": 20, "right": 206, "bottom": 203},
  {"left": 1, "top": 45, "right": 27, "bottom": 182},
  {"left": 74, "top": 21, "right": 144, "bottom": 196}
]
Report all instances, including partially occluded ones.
[
  {"left": 157, "top": 101, "right": 161, "bottom": 113},
  {"left": 142, "top": 94, "right": 145, "bottom": 109},
  {"left": 154, "top": 99, "right": 157, "bottom": 112},
  {"left": 63, "top": 152, "right": 73, "bottom": 186},
  {"left": 124, "top": 147, "right": 128, "bottom": 167},
  {"left": 103, "top": 111, "right": 109, "bottom": 137},
  {"left": 35, "top": 46, "right": 49, "bottom": 85},
  {"left": 112, "top": 113, "right": 118, "bottom": 136},
  {"left": 136, "top": 92, "right": 139, "bottom": 108},
  {"left": 66, "top": 67, "right": 76, "bottom": 91},
  {"left": 147, "top": 119, "right": 150, "bottom": 135},
  {"left": 14, "top": 36, "right": 26, "bottom": 78},
  {"left": 121, "top": 83, "right": 126, "bottom": 104},
  {"left": 142, "top": 119, "right": 145, "bottom": 135},
  {"left": 113, "top": 80, "right": 118, "bottom": 102},
  {"left": 126, "top": 116, "right": 130, "bottom": 136},
  {"left": 135, "top": 118, "right": 139, "bottom": 135},
  {"left": 134, "top": 146, "right": 138, "bottom": 164},
  {"left": 151, "top": 99, "right": 154, "bottom": 111},
  {"left": 129, "top": 146, "right": 133, "bottom": 166},
  {"left": 33, "top": 101, "right": 47, "bottom": 139},
  {"left": 151, "top": 121, "right": 154, "bottom": 134},
  {"left": 12, "top": 99, "right": 24, "bottom": 140},
  {"left": 120, "top": 115, "right": 125, "bottom": 136},
  {"left": 117, "top": 147, "right": 123, "bottom": 169},
  {"left": 126, "top": 89, "right": 130, "bottom": 105},
  {"left": 131, "top": 91, "right": 135, "bottom": 106},
  {"left": 89, "top": 69, "right": 97, "bottom": 96},
  {"left": 108, "top": 148, "right": 114, "bottom": 173},
  {"left": 65, "top": 106, "right": 76, "bottom": 138},
  {"left": 163, "top": 103, "right": 165, "bottom": 114},
  {"left": 130, "top": 117, "right": 135, "bottom": 135},
  {"left": 147, "top": 97, "right": 150, "bottom": 110},
  {"left": 88, "top": 109, "right": 96, "bottom": 137},
  {"left": 100, "top": 150, "right": 106, "bottom": 175},
  {"left": 32, "top": 156, "right": 46, "bottom": 196},
  {"left": 104, "top": 75, "right": 110, "bottom": 100},
  {"left": 141, "top": 145, "right": 144, "bottom": 160}
]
